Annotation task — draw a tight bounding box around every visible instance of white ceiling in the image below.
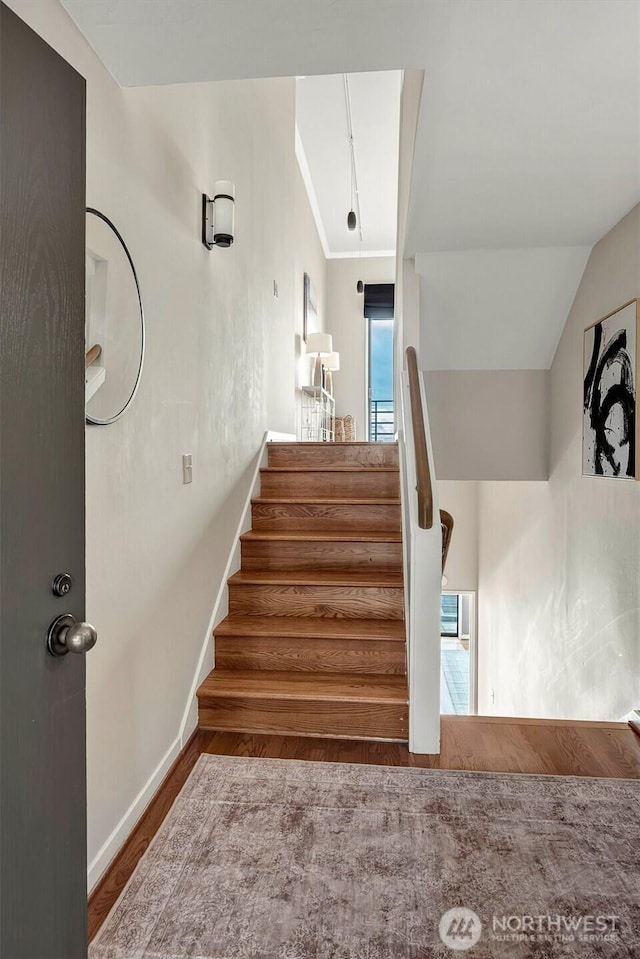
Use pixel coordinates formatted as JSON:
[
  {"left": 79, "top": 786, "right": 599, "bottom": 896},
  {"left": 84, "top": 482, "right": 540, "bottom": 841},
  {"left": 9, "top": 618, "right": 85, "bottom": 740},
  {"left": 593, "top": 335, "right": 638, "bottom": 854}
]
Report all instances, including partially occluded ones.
[
  {"left": 295, "top": 72, "right": 401, "bottom": 256},
  {"left": 59, "top": 0, "right": 433, "bottom": 86},
  {"left": 405, "top": 0, "right": 640, "bottom": 368},
  {"left": 405, "top": 0, "right": 640, "bottom": 253},
  {"left": 60, "top": 0, "right": 640, "bottom": 370}
]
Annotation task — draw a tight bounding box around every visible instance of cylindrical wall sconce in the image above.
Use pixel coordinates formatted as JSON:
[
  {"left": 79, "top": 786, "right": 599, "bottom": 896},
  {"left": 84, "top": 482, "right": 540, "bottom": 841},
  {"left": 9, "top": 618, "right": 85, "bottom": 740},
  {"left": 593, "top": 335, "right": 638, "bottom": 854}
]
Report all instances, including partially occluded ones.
[{"left": 202, "top": 180, "right": 235, "bottom": 250}]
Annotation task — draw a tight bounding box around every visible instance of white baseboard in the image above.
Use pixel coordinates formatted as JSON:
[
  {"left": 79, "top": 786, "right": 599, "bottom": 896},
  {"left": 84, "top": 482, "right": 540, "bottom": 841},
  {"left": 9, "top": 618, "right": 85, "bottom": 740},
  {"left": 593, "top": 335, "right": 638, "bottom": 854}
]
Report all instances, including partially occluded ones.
[
  {"left": 87, "top": 735, "right": 181, "bottom": 892},
  {"left": 177, "top": 430, "right": 296, "bottom": 744},
  {"left": 87, "top": 430, "right": 296, "bottom": 893}
]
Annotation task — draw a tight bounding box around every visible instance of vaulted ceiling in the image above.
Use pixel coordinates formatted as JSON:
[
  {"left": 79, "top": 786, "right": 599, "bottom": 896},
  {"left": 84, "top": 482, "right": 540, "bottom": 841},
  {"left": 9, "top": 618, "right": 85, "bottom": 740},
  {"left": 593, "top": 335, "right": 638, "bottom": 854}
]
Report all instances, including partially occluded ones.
[{"left": 61, "top": 0, "right": 640, "bottom": 369}]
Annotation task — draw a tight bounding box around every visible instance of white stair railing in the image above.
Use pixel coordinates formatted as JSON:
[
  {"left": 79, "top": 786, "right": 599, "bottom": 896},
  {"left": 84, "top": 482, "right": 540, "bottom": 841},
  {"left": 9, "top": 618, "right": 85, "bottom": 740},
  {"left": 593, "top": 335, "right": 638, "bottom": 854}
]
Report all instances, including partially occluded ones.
[{"left": 398, "top": 347, "right": 442, "bottom": 754}]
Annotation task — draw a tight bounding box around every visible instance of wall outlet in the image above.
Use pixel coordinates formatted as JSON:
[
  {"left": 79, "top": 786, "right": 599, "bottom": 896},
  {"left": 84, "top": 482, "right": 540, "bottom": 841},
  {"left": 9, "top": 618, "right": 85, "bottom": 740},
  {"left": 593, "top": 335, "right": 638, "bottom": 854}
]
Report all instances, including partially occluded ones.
[
  {"left": 182, "top": 453, "right": 193, "bottom": 485},
  {"left": 490, "top": 688, "right": 495, "bottom": 705},
  {"left": 273, "top": 280, "right": 279, "bottom": 298}
]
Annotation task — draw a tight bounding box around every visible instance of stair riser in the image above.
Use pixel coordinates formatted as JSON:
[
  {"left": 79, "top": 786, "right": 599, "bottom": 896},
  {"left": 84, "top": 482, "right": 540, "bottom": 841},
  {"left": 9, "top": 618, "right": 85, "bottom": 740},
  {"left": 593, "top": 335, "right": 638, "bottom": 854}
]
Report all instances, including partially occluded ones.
[
  {"left": 198, "top": 697, "right": 408, "bottom": 740},
  {"left": 241, "top": 539, "right": 403, "bottom": 572},
  {"left": 229, "top": 583, "right": 404, "bottom": 619},
  {"left": 215, "top": 637, "right": 406, "bottom": 673},
  {"left": 268, "top": 444, "right": 399, "bottom": 469},
  {"left": 252, "top": 502, "right": 401, "bottom": 533},
  {"left": 260, "top": 470, "right": 399, "bottom": 499}
]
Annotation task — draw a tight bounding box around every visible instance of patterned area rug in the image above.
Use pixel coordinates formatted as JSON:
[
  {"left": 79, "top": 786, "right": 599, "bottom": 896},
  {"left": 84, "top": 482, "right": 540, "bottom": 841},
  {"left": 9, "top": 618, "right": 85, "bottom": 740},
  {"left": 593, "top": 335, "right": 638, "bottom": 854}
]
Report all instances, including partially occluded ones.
[{"left": 91, "top": 755, "right": 640, "bottom": 958}]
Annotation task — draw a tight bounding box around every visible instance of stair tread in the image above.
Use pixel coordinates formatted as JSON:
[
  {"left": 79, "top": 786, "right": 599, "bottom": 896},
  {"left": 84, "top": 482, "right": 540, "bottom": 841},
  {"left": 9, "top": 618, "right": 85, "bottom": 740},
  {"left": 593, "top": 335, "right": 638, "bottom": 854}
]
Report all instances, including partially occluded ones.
[
  {"left": 260, "top": 466, "right": 399, "bottom": 473},
  {"left": 229, "top": 569, "right": 404, "bottom": 587},
  {"left": 214, "top": 614, "right": 406, "bottom": 641},
  {"left": 252, "top": 496, "right": 401, "bottom": 505},
  {"left": 268, "top": 442, "right": 398, "bottom": 448},
  {"left": 198, "top": 670, "right": 408, "bottom": 703},
  {"left": 241, "top": 529, "right": 402, "bottom": 543}
]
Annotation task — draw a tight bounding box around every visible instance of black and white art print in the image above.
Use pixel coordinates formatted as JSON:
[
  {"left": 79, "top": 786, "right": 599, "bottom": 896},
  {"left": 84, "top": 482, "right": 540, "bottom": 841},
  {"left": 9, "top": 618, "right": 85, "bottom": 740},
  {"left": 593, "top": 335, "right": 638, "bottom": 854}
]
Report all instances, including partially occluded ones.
[{"left": 583, "top": 300, "right": 639, "bottom": 479}]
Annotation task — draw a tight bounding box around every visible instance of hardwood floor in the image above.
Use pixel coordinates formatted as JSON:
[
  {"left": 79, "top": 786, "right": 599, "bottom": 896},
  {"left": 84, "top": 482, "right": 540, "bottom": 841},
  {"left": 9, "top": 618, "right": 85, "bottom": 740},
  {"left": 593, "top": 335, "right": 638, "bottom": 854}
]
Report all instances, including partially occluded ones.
[
  {"left": 200, "top": 716, "right": 640, "bottom": 780},
  {"left": 87, "top": 730, "right": 202, "bottom": 941},
  {"left": 88, "top": 716, "right": 640, "bottom": 941}
]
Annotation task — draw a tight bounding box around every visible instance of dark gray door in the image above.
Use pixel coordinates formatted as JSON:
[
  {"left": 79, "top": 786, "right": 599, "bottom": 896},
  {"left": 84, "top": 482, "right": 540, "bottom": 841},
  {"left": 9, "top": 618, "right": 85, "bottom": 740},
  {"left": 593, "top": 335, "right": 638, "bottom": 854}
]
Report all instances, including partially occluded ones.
[{"left": 0, "top": 4, "right": 88, "bottom": 957}]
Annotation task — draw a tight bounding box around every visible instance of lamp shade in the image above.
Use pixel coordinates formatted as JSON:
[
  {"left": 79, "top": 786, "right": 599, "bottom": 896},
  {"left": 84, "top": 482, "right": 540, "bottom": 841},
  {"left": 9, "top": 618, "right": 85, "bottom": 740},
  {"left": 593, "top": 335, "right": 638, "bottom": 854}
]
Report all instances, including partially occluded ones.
[
  {"left": 326, "top": 352, "right": 340, "bottom": 372},
  {"left": 305, "top": 333, "right": 333, "bottom": 356}
]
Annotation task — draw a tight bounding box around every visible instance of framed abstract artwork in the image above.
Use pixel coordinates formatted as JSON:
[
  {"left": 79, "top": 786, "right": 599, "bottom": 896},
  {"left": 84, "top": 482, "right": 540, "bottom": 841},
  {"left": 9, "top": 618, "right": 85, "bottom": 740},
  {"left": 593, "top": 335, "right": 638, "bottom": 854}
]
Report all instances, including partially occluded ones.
[
  {"left": 303, "top": 272, "right": 319, "bottom": 343},
  {"left": 583, "top": 299, "right": 640, "bottom": 478}
]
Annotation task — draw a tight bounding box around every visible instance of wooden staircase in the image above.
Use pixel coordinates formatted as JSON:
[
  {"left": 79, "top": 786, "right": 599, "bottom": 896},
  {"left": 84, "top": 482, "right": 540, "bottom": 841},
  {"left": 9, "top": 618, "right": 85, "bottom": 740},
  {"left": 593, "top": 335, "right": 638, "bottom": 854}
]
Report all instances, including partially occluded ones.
[{"left": 197, "top": 441, "right": 408, "bottom": 741}]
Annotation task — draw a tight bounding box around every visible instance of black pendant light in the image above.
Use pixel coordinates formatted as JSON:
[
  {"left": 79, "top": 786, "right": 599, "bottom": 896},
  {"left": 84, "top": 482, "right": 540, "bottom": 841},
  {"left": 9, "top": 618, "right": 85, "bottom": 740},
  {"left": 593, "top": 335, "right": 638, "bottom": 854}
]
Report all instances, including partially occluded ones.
[
  {"left": 347, "top": 150, "right": 357, "bottom": 231},
  {"left": 344, "top": 75, "right": 360, "bottom": 235}
]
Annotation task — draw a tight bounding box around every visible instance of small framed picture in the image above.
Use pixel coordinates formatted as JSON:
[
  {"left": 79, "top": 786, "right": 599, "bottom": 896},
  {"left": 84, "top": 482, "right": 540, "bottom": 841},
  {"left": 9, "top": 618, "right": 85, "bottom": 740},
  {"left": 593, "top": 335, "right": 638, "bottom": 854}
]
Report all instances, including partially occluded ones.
[
  {"left": 583, "top": 299, "right": 640, "bottom": 478},
  {"left": 303, "top": 273, "right": 319, "bottom": 343}
]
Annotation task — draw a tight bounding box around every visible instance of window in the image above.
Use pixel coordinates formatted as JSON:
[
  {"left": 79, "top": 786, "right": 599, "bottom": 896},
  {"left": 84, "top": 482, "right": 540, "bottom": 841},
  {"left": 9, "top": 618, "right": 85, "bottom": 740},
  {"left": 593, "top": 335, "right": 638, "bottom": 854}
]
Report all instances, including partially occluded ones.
[
  {"left": 364, "top": 284, "right": 395, "bottom": 442},
  {"left": 367, "top": 317, "right": 394, "bottom": 441},
  {"left": 440, "top": 594, "right": 459, "bottom": 637}
]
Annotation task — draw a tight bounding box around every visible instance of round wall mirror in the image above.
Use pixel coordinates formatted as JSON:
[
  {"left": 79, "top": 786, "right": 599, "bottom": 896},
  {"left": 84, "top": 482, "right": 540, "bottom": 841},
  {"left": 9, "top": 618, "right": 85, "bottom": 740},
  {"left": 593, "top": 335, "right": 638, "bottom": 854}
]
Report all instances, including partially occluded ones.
[{"left": 85, "top": 208, "right": 145, "bottom": 425}]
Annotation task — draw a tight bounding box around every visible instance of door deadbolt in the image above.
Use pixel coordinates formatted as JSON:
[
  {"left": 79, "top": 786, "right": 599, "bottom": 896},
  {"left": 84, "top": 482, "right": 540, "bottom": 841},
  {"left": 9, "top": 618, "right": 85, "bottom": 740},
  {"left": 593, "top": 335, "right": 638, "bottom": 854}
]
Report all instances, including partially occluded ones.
[
  {"left": 52, "top": 573, "right": 73, "bottom": 597},
  {"left": 47, "top": 614, "right": 98, "bottom": 657}
]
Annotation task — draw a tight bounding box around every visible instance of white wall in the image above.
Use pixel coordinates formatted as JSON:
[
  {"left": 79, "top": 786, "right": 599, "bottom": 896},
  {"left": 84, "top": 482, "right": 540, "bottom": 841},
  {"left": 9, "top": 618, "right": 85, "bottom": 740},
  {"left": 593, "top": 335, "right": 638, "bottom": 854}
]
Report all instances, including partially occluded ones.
[
  {"left": 416, "top": 247, "right": 591, "bottom": 370},
  {"left": 326, "top": 256, "right": 396, "bottom": 439},
  {"left": 294, "top": 161, "right": 328, "bottom": 433},
  {"left": 425, "top": 370, "right": 549, "bottom": 480},
  {"left": 7, "top": 0, "right": 326, "bottom": 886},
  {"left": 438, "top": 481, "right": 479, "bottom": 593},
  {"left": 477, "top": 204, "right": 640, "bottom": 721}
]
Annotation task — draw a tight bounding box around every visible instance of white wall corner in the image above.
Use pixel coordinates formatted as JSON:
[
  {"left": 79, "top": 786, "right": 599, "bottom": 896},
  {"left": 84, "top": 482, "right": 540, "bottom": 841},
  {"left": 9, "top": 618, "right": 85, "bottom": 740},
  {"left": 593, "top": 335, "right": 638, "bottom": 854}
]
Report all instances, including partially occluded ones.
[{"left": 87, "top": 734, "right": 181, "bottom": 892}]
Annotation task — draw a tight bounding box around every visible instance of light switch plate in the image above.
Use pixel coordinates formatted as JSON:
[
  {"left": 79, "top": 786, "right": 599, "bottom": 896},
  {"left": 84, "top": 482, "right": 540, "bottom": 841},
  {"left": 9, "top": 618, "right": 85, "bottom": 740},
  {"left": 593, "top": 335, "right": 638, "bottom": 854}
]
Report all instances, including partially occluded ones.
[{"left": 183, "top": 453, "right": 193, "bottom": 484}]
